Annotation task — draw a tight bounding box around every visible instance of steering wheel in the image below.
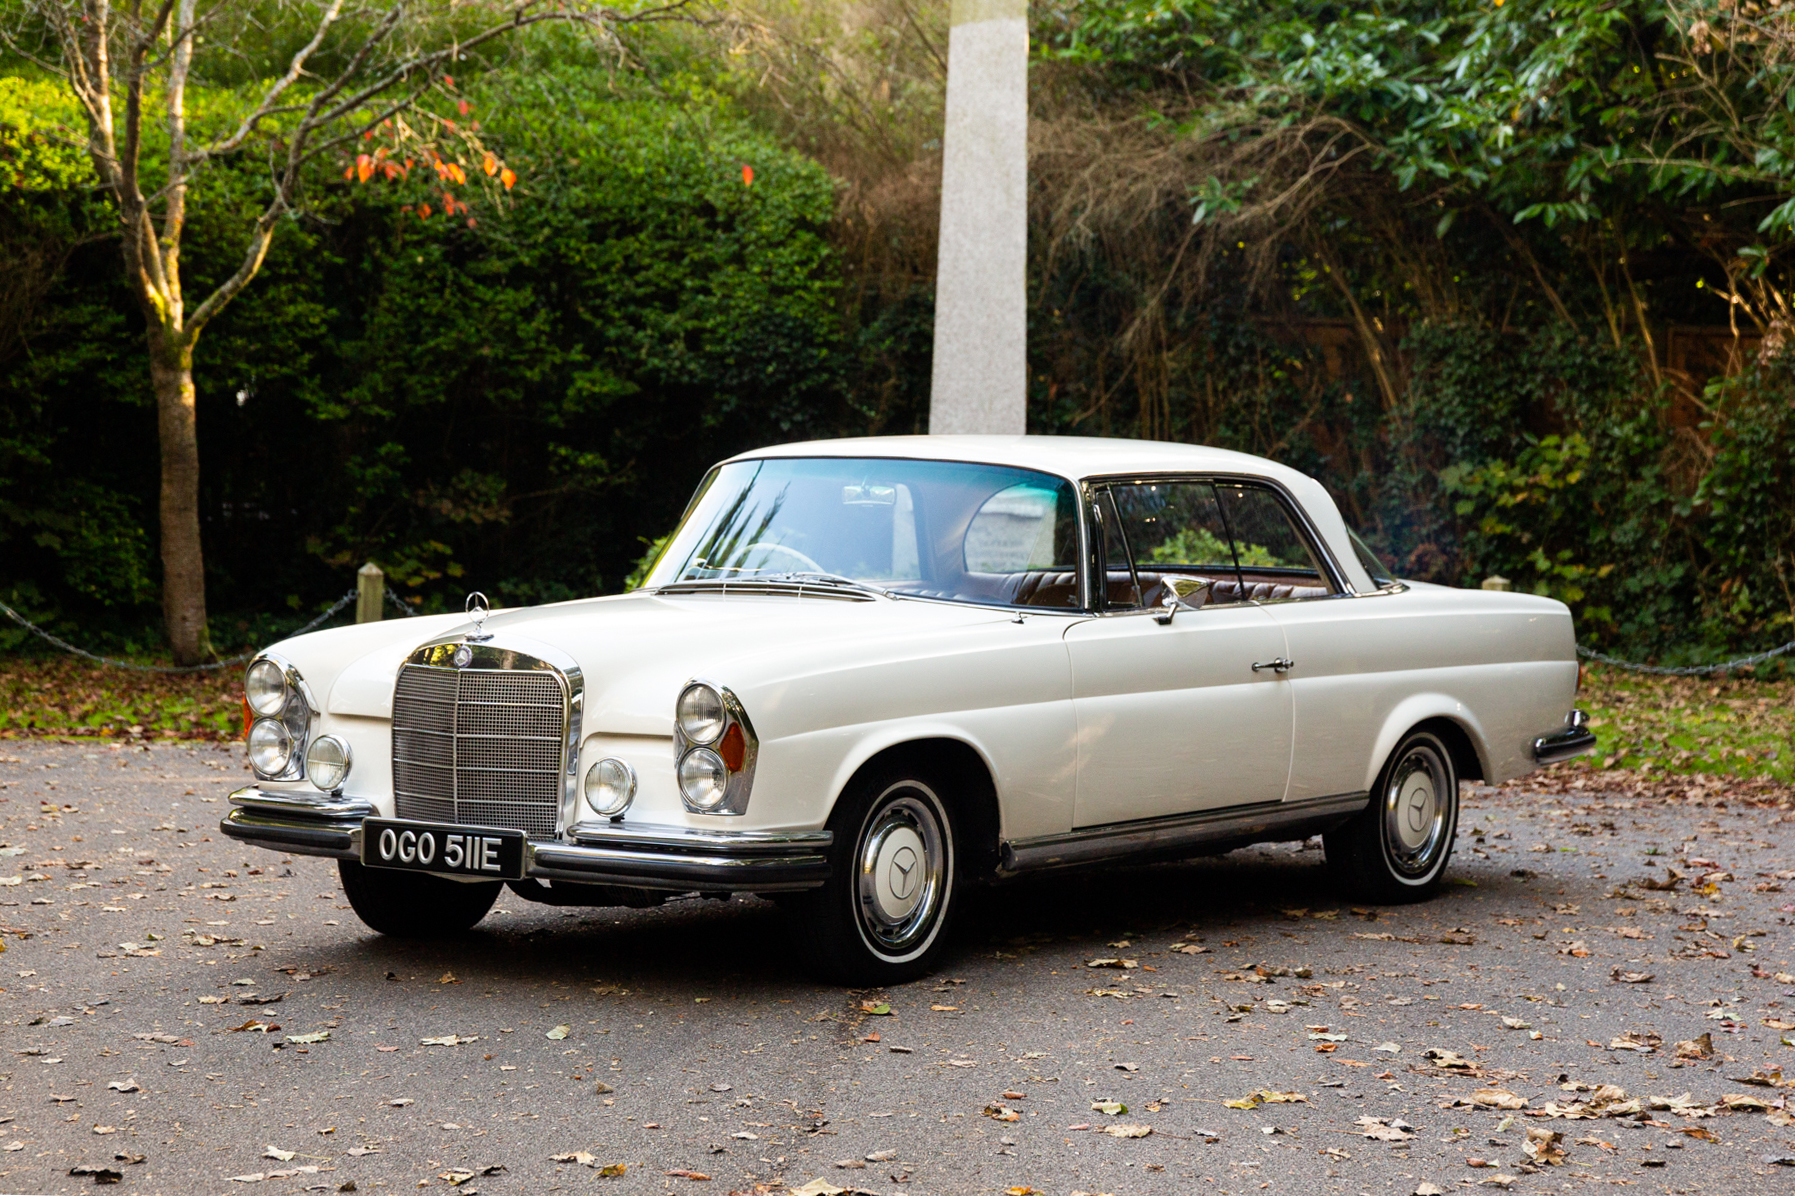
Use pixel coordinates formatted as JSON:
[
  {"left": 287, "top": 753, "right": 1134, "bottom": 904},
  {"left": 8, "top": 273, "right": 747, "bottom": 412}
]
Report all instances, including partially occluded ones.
[{"left": 742, "top": 542, "right": 824, "bottom": 574}]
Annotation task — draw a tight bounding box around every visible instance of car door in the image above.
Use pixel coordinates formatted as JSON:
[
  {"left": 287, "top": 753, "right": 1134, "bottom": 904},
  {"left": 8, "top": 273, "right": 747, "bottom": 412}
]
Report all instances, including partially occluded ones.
[
  {"left": 1064, "top": 479, "right": 1293, "bottom": 828},
  {"left": 1210, "top": 481, "right": 1374, "bottom": 804}
]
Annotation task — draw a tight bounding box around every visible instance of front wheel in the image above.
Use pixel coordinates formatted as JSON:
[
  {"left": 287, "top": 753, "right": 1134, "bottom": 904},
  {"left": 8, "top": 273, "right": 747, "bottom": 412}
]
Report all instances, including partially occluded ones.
[
  {"left": 1325, "top": 729, "right": 1458, "bottom": 903},
  {"left": 337, "top": 859, "right": 501, "bottom": 937},
  {"left": 790, "top": 767, "right": 960, "bottom": 985}
]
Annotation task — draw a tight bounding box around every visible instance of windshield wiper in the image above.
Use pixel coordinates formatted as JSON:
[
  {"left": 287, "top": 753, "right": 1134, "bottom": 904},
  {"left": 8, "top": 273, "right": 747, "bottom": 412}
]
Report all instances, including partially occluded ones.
[{"left": 753, "top": 571, "right": 899, "bottom": 599}]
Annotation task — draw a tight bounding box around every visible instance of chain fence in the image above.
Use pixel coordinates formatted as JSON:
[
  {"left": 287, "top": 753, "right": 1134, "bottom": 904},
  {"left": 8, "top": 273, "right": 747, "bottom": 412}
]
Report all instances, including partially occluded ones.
[
  {"left": 1576, "top": 640, "right": 1795, "bottom": 677},
  {"left": 0, "top": 586, "right": 417, "bottom": 675}
]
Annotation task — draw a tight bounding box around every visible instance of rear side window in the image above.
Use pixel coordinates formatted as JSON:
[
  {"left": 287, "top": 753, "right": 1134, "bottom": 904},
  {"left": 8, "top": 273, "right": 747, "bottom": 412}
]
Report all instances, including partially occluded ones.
[{"left": 1096, "top": 479, "right": 1336, "bottom": 610}]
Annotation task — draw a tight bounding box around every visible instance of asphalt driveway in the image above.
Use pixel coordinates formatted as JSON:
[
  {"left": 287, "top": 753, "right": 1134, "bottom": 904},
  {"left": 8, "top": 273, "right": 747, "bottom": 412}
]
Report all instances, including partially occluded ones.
[{"left": 2, "top": 740, "right": 1792, "bottom": 1195}]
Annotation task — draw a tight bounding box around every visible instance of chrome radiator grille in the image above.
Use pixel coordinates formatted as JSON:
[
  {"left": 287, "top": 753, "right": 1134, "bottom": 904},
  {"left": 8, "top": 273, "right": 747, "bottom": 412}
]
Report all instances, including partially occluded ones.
[{"left": 391, "top": 661, "right": 567, "bottom": 838}]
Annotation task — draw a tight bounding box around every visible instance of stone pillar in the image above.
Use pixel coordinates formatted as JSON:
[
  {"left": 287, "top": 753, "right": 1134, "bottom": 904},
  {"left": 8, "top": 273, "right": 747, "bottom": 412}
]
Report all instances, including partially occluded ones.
[{"left": 928, "top": 0, "right": 1028, "bottom": 436}]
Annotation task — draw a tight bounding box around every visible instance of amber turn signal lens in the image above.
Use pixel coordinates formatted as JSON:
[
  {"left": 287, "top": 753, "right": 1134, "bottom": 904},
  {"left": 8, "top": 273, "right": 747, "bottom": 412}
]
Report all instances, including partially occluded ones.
[
  {"left": 241, "top": 695, "right": 253, "bottom": 741},
  {"left": 718, "top": 723, "right": 746, "bottom": 772}
]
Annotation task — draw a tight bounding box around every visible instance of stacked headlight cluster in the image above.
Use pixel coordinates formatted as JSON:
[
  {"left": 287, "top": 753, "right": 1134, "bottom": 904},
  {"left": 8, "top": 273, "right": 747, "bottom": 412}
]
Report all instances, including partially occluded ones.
[
  {"left": 673, "top": 680, "right": 756, "bottom": 814},
  {"left": 243, "top": 657, "right": 352, "bottom": 792}
]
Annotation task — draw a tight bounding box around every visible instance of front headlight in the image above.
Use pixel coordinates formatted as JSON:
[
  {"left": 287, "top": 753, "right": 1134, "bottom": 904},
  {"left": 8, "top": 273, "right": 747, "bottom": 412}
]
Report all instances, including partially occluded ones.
[
  {"left": 244, "top": 654, "right": 312, "bottom": 781},
  {"left": 248, "top": 718, "right": 293, "bottom": 776},
  {"left": 305, "top": 735, "right": 353, "bottom": 792},
  {"left": 673, "top": 677, "right": 758, "bottom": 815},
  {"left": 677, "top": 748, "right": 728, "bottom": 810},
  {"left": 676, "top": 683, "right": 725, "bottom": 744},
  {"left": 245, "top": 659, "right": 289, "bottom": 715}
]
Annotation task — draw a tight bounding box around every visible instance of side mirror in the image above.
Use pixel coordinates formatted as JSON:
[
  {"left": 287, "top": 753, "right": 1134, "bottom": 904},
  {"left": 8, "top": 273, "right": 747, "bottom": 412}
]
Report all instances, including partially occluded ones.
[{"left": 1154, "top": 577, "right": 1214, "bottom": 625}]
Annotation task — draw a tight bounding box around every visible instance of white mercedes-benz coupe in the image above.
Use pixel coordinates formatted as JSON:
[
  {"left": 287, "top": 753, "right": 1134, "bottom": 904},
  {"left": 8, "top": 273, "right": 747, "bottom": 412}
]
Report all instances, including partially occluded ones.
[{"left": 223, "top": 435, "right": 1593, "bottom": 981}]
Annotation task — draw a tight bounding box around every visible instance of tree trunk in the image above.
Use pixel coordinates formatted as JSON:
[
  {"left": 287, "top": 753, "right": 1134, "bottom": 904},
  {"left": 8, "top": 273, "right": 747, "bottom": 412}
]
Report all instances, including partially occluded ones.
[{"left": 148, "top": 325, "right": 210, "bottom": 665}]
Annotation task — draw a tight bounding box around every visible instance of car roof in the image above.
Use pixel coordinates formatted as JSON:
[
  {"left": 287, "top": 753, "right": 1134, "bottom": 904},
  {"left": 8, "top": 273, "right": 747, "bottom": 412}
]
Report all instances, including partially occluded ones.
[
  {"left": 725, "top": 435, "right": 1378, "bottom": 593},
  {"left": 727, "top": 434, "right": 1295, "bottom": 484}
]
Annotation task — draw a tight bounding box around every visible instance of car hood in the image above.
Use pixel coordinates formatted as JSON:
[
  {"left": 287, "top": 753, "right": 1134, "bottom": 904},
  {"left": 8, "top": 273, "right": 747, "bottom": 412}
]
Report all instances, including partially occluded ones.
[{"left": 270, "top": 591, "right": 1036, "bottom": 736}]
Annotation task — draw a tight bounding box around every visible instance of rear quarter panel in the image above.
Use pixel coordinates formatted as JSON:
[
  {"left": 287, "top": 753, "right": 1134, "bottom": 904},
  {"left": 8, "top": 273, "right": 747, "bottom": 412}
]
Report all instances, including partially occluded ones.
[{"left": 1269, "top": 584, "right": 1578, "bottom": 798}]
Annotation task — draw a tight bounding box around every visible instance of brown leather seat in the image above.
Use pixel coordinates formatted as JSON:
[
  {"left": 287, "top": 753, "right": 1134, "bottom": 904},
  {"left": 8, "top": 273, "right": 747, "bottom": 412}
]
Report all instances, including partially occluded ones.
[{"left": 1010, "top": 571, "right": 1079, "bottom": 608}]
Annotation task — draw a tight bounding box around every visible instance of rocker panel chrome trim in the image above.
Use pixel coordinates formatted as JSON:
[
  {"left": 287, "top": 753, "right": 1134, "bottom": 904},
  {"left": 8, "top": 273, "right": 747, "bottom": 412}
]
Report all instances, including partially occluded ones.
[{"left": 998, "top": 792, "right": 1370, "bottom": 876}]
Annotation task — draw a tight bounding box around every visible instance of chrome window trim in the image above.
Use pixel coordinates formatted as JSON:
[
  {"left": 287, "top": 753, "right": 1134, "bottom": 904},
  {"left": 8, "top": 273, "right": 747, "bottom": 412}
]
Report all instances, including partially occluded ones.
[
  {"left": 673, "top": 677, "right": 759, "bottom": 816},
  {"left": 1080, "top": 471, "right": 1355, "bottom": 608},
  {"left": 404, "top": 633, "right": 585, "bottom": 841}
]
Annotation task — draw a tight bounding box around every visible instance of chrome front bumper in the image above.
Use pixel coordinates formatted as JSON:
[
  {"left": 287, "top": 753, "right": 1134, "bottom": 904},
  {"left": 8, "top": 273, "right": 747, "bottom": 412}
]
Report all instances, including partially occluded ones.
[
  {"left": 1533, "top": 709, "right": 1597, "bottom": 765},
  {"left": 219, "top": 787, "right": 832, "bottom": 892}
]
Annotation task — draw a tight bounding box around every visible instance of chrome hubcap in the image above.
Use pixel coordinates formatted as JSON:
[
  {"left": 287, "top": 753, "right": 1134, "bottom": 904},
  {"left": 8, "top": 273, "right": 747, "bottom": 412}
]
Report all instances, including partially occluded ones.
[
  {"left": 1382, "top": 744, "right": 1451, "bottom": 878},
  {"left": 855, "top": 788, "right": 949, "bottom": 957}
]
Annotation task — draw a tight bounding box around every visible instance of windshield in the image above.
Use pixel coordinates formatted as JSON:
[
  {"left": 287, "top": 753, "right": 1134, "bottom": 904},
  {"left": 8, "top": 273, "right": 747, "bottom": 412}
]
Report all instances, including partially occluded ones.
[{"left": 644, "top": 457, "right": 1083, "bottom": 608}]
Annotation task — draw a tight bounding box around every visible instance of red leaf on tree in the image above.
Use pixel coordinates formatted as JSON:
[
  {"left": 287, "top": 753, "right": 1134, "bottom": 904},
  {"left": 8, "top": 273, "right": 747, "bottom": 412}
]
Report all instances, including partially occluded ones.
[
  {"left": 342, "top": 164, "right": 354, "bottom": 180},
  {"left": 482, "top": 152, "right": 498, "bottom": 176},
  {"left": 742, "top": 164, "right": 754, "bottom": 186},
  {"left": 457, "top": 99, "right": 470, "bottom": 116},
  {"left": 499, "top": 167, "right": 516, "bottom": 191},
  {"left": 443, "top": 74, "right": 455, "bottom": 88},
  {"left": 355, "top": 154, "right": 373, "bottom": 184},
  {"left": 447, "top": 162, "right": 466, "bottom": 185},
  {"left": 466, "top": 217, "right": 477, "bottom": 228},
  {"left": 417, "top": 203, "right": 431, "bottom": 219}
]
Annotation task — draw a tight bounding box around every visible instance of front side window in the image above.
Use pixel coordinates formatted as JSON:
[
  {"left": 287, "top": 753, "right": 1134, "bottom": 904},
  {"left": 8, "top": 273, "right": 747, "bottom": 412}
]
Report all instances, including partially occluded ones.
[
  {"left": 1096, "top": 478, "right": 1336, "bottom": 610},
  {"left": 646, "top": 457, "right": 1082, "bottom": 609}
]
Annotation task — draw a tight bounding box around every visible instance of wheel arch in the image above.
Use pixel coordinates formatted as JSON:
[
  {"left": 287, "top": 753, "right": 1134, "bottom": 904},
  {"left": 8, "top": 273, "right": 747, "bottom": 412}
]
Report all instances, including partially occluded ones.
[
  {"left": 1364, "top": 694, "right": 1490, "bottom": 792},
  {"left": 835, "top": 737, "right": 1002, "bottom": 881}
]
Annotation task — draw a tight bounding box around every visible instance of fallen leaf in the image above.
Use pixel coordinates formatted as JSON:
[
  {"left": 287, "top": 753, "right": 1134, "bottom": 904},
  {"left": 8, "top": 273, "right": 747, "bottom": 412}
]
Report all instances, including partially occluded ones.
[
  {"left": 1091, "top": 1100, "right": 1127, "bottom": 1116},
  {"left": 284, "top": 1031, "right": 329, "bottom": 1045},
  {"left": 106, "top": 1079, "right": 139, "bottom": 1093},
  {"left": 1085, "top": 958, "right": 1139, "bottom": 969},
  {"left": 788, "top": 1181, "right": 846, "bottom": 1196},
  {"left": 69, "top": 1164, "right": 124, "bottom": 1182},
  {"left": 420, "top": 1035, "right": 479, "bottom": 1047},
  {"left": 1524, "top": 1127, "right": 1566, "bottom": 1165},
  {"left": 1674, "top": 1033, "right": 1714, "bottom": 1060},
  {"left": 1100, "top": 1123, "right": 1152, "bottom": 1138},
  {"left": 666, "top": 1169, "right": 711, "bottom": 1180},
  {"left": 984, "top": 1104, "right": 1020, "bottom": 1122},
  {"left": 263, "top": 1147, "right": 296, "bottom": 1161},
  {"left": 1355, "top": 1116, "right": 1415, "bottom": 1142},
  {"left": 1610, "top": 969, "right": 1654, "bottom": 984},
  {"left": 1471, "top": 1088, "right": 1528, "bottom": 1110},
  {"left": 545, "top": 1025, "right": 570, "bottom": 1041}
]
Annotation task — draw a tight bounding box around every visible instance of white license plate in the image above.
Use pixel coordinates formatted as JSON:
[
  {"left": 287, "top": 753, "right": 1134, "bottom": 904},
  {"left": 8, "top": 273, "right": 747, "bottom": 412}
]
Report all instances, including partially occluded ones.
[{"left": 362, "top": 819, "right": 525, "bottom": 880}]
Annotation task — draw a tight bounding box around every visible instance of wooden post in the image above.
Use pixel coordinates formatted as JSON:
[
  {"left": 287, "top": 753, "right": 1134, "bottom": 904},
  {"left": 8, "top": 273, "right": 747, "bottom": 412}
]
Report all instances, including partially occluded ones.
[
  {"left": 1481, "top": 575, "right": 1512, "bottom": 592},
  {"left": 357, "top": 562, "right": 384, "bottom": 623}
]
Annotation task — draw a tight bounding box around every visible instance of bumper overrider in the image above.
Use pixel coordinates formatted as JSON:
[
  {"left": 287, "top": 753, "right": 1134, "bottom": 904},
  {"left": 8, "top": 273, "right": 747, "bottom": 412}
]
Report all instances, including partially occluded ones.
[
  {"left": 1532, "top": 709, "right": 1597, "bottom": 765},
  {"left": 220, "top": 787, "right": 832, "bottom": 893}
]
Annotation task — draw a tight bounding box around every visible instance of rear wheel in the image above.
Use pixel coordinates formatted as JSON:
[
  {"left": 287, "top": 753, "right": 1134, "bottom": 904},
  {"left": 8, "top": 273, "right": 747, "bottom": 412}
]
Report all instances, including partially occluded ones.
[
  {"left": 1325, "top": 729, "right": 1458, "bottom": 903},
  {"left": 791, "top": 766, "right": 959, "bottom": 985},
  {"left": 337, "top": 859, "right": 501, "bottom": 937}
]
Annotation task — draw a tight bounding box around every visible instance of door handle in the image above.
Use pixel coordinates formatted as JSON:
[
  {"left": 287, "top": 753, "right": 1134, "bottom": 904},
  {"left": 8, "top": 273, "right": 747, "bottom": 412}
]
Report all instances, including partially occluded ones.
[{"left": 1252, "top": 657, "right": 1295, "bottom": 674}]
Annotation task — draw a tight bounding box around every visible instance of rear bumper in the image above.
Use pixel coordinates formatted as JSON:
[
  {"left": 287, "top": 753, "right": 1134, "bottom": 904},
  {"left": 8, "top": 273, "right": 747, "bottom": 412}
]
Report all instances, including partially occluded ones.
[
  {"left": 220, "top": 787, "right": 832, "bottom": 892},
  {"left": 1533, "top": 709, "right": 1597, "bottom": 765}
]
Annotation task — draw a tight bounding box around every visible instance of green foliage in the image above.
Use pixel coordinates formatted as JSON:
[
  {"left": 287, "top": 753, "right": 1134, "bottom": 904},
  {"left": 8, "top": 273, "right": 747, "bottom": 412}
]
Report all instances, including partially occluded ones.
[{"left": 0, "top": 61, "right": 848, "bottom": 636}]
